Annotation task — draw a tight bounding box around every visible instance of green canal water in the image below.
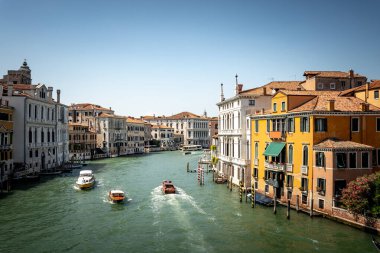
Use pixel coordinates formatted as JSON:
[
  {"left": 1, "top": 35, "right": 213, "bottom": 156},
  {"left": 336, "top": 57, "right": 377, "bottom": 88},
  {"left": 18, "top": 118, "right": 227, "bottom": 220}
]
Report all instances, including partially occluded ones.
[{"left": 0, "top": 151, "right": 378, "bottom": 253}]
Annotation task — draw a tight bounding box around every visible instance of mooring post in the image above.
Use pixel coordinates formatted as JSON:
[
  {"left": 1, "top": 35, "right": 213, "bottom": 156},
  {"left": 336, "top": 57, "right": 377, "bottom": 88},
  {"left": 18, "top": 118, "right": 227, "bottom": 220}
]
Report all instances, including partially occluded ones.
[
  {"left": 239, "top": 181, "right": 243, "bottom": 202},
  {"left": 187, "top": 162, "right": 189, "bottom": 172},
  {"left": 273, "top": 187, "right": 277, "bottom": 214},
  {"left": 310, "top": 198, "right": 313, "bottom": 217},
  {"left": 287, "top": 200, "right": 290, "bottom": 219},
  {"left": 296, "top": 195, "right": 299, "bottom": 212},
  {"left": 230, "top": 176, "right": 233, "bottom": 192}
]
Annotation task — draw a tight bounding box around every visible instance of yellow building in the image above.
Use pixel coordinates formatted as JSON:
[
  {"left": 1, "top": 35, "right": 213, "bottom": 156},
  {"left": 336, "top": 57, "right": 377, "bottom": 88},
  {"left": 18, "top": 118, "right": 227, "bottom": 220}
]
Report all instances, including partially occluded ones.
[
  {"left": 250, "top": 90, "right": 380, "bottom": 214},
  {"left": 0, "top": 99, "right": 13, "bottom": 191},
  {"left": 340, "top": 79, "right": 380, "bottom": 107}
]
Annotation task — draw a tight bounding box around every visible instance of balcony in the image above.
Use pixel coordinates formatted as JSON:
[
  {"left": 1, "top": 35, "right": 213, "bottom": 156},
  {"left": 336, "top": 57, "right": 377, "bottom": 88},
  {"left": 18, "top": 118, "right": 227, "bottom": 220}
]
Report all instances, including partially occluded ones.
[
  {"left": 264, "top": 161, "right": 285, "bottom": 171},
  {"left": 301, "top": 165, "right": 308, "bottom": 175},
  {"left": 0, "top": 144, "right": 12, "bottom": 150},
  {"left": 286, "top": 163, "right": 293, "bottom": 172}
]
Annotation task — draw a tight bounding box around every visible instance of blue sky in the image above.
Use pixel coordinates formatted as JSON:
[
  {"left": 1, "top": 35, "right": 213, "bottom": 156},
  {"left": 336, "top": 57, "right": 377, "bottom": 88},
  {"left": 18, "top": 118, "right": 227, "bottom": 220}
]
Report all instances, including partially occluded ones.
[{"left": 1, "top": 0, "right": 379, "bottom": 117}]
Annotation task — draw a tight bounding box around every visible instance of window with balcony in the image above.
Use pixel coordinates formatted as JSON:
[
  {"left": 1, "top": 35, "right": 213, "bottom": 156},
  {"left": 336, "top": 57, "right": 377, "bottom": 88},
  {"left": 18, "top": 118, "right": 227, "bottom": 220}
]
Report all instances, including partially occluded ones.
[
  {"left": 315, "top": 118, "right": 327, "bottom": 132},
  {"left": 349, "top": 152, "right": 357, "bottom": 168},
  {"left": 336, "top": 153, "right": 347, "bottom": 168},
  {"left": 351, "top": 117, "right": 359, "bottom": 132},
  {"left": 315, "top": 152, "right": 325, "bottom": 167},
  {"left": 300, "top": 117, "right": 309, "bottom": 132},
  {"left": 362, "top": 152, "right": 369, "bottom": 168}
]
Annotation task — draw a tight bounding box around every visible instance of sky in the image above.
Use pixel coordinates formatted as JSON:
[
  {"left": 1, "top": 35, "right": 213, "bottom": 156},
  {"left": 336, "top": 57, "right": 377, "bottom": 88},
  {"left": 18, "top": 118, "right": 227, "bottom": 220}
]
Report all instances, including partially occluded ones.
[{"left": 0, "top": 0, "right": 379, "bottom": 117}]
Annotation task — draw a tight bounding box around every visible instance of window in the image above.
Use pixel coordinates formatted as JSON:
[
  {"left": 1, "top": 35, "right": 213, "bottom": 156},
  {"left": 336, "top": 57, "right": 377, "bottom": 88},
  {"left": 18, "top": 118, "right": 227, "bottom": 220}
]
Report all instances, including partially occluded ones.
[
  {"left": 318, "top": 199, "right": 325, "bottom": 209},
  {"left": 255, "top": 120, "right": 259, "bottom": 133},
  {"left": 302, "top": 195, "right": 308, "bottom": 204},
  {"left": 288, "top": 145, "right": 293, "bottom": 164},
  {"left": 254, "top": 142, "right": 258, "bottom": 159},
  {"left": 273, "top": 103, "right": 277, "bottom": 112},
  {"left": 254, "top": 181, "right": 258, "bottom": 190},
  {"left": 377, "top": 118, "right": 380, "bottom": 132},
  {"left": 249, "top": 100, "right": 255, "bottom": 106},
  {"left": 357, "top": 81, "right": 363, "bottom": 86},
  {"left": 288, "top": 118, "right": 294, "bottom": 132},
  {"left": 315, "top": 152, "right": 325, "bottom": 167},
  {"left": 336, "top": 153, "right": 347, "bottom": 168},
  {"left": 29, "top": 150, "right": 32, "bottom": 158},
  {"left": 281, "top": 102, "right": 286, "bottom": 111},
  {"left": 315, "top": 118, "right": 327, "bottom": 132},
  {"left": 301, "top": 178, "right": 308, "bottom": 192},
  {"left": 349, "top": 152, "right": 357, "bottom": 168},
  {"left": 303, "top": 146, "right": 308, "bottom": 166},
  {"left": 374, "top": 90, "right": 379, "bottom": 99},
  {"left": 265, "top": 184, "right": 269, "bottom": 193},
  {"left": 317, "top": 83, "right": 323, "bottom": 89},
  {"left": 266, "top": 119, "right": 270, "bottom": 132},
  {"left": 300, "top": 117, "right": 309, "bottom": 132},
  {"left": 341, "top": 81, "right": 346, "bottom": 89},
  {"left": 35, "top": 150, "right": 39, "bottom": 157},
  {"left": 330, "top": 83, "right": 336, "bottom": 90},
  {"left": 351, "top": 118, "right": 359, "bottom": 132},
  {"left": 362, "top": 152, "right": 369, "bottom": 168},
  {"left": 29, "top": 128, "right": 32, "bottom": 143},
  {"left": 317, "top": 178, "right": 326, "bottom": 193},
  {"left": 286, "top": 175, "right": 293, "bottom": 187},
  {"left": 29, "top": 104, "right": 32, "bottom": 118},
  {"left": 253, "top": 168, "right": 258, "bottom": 178},
  {"left": 378, "top": 149, "right": 380, "bottom": 165}
]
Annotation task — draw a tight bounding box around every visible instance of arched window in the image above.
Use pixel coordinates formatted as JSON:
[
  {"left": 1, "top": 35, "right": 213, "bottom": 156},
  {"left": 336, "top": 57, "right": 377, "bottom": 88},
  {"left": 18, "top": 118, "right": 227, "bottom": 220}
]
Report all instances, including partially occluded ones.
[
  {"left": 288, "top": 145, "right": 293, "bottom": 164},
  {"left": 303, "top": 146, "right": 308, "bottom": 166}
]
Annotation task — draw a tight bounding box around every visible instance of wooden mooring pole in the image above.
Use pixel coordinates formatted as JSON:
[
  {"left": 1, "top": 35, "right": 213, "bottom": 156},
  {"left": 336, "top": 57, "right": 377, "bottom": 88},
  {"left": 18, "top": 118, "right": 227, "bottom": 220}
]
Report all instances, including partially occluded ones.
[
  {"left": 239, "top": 181, "right": 243, "bottom": 203},
  {"left": 251, "top": 190, "right": 256, "bottom": 208},
  {"left": 287, "top": 200, "right": 290, "bottom": 219},
  {"left": 273, "top": 188, "right": 277, "bottom": 214},
  {"left": 296, "top": 195, "right": 299, "bottom": 212}
]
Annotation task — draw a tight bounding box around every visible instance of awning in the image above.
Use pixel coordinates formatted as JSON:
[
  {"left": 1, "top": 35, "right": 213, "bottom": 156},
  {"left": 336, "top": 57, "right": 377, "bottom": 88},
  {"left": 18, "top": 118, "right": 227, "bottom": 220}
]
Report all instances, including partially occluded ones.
[{"left": 263, "top": 142, "right": 285, "bottom": 157}]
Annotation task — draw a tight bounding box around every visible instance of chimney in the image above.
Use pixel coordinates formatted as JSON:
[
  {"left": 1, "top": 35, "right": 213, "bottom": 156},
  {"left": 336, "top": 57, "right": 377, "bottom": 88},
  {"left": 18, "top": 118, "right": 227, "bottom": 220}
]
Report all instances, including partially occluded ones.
[
  {"left": 236, "top": 84, "right": 243, "bottom": 94},
  {"left": 365, "top": 82, "right": 369, "bottom": 103},
  {"left": 261, "top": 108, "right": 265, "bottom": 114},
  {"left": 47, "top": 86, "right": 53, "bottom": 99},
  {"left": 360, "top": 103, "right": 369, "bottom": 111},
  {"left": 349, "top": 69, "right": 354, "bottom": 78},
  {"left": 56, "top": 89, "right": 61, "bottom": 103},
  {"left": 262, "top": 87, "right": 267, "bottom": 95},
  {"left": 220, "top": 83, "right": 225, "bottom": 102},
  {"left": 327, "top": 99, "right": 335, "bottom": 111},
  {"left": 7, "top": 84, "right": 13, "bottom": 96}
]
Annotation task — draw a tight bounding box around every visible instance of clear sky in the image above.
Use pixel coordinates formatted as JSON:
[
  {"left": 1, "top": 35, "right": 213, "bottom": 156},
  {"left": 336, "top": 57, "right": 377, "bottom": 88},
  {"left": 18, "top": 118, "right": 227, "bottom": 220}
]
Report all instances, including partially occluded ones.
[{"left": 1, "top": 0, "right": 379, "bottom": 117}]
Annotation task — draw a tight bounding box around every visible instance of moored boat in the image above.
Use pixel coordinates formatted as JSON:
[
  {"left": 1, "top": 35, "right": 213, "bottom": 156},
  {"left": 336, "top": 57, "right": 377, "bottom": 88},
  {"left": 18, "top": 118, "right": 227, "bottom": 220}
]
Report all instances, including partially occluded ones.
[
  {"left": 108, "top": 190, "right": 126, "bottom": 203},
  {"left": 162, "top": 180, "right": 176, "bottom": 194},
  {"left": 76, "top": 170, "right": 95, "bottom": 190}
]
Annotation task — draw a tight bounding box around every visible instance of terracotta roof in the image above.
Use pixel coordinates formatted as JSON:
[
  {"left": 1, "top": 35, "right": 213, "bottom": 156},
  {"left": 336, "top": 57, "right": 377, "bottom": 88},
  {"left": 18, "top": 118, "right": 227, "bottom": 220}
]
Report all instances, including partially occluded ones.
[
  {"left": 314, "top": 138, "right": 373, "bottom": 150},
  {"left": 98, "top": 112, "right": 114, "bottom": 118},
  {"left": 152, "top": 124, "right": 173, "bottom": 129},
  {"left": 239, "top": 81, "right": 303, "bottom": 96},
  {"left": 166, "top": 111, "right": 203, "bottom": 120},
  {"left": 278, "top": 90, "right": 341, "bottom": 96},
  {"left": 303, "top": 70, "right": 365, "bottom": 78},
  {"left": 340, "top": 80, "right": 380, "bottom": 96},
  {"left": 69, "top": 103, "right": 113, "bottom": 112},
  {"left": 69, "top": 123, "right": 89, "bottom": 127},
  {"left": 289, "top": 95, "right": 380, "bottom": 112},
  {"left": 126, "top": 117, "right": 145, "bottom": 124}
]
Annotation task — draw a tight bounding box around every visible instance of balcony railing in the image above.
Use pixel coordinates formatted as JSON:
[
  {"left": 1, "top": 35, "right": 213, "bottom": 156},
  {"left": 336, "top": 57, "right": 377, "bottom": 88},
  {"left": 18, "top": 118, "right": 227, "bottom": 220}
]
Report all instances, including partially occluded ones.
[
  {"left": 301, "top": 165, "right": 308, "bottom": 175},
  {"left": 268, "top": 131, "right": 285, "bottom": 139},
  {"left": 0, "top": 144, "right": 12, "bottom": 150},
  {"left": 264, "top": 161, "right": 285, "bottom": 171},
  {"left": 286, "top": 163, "right": 293, "bottom": 172}
]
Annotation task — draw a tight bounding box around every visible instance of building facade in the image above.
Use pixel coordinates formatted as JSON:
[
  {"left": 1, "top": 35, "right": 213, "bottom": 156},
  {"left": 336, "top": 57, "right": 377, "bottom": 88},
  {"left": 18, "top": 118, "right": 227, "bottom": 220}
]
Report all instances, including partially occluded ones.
[
  {"left": 68, "top": 123, "right": 97, "bottom": 161},
  {"left": 0, "top": 99, "right": 14, "bottom": 190},
  {"left": 250, "top": 90, "right": 380, "bottom": 215},
  {"left": 126, "top": 117, "right": 145, "bottom": 154},
  {"left": 151, "top": 124, "right": 175, "bottom": 150}
]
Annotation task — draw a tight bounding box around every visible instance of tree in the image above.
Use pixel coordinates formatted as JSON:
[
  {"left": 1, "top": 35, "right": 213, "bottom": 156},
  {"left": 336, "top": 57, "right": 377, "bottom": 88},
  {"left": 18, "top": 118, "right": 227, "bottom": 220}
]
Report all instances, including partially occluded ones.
[{"left": 341, "top": 172, "right": 380, "bottom": 218}]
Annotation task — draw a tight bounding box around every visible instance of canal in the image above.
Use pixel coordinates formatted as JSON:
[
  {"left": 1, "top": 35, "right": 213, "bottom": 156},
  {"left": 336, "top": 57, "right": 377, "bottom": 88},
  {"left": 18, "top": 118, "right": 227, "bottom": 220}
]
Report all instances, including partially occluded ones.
[{"left": 0, "top": 151, "right": 377, "bottom": 253}]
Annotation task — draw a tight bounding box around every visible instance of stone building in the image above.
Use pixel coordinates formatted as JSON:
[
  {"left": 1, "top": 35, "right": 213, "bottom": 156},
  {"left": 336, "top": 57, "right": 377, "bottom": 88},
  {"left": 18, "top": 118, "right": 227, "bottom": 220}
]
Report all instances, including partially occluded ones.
[
  {"left": 126, "top": 117, "right": 145, "bottom": 154},
  {"left": 0, "top": 99, "right": 14, "bottom": 190},
  {"left": 151, "top": 124, "right": 175, "bottom": 150},
  {"left": 68, "top": 123, "right": 97, "bottom": 161}
]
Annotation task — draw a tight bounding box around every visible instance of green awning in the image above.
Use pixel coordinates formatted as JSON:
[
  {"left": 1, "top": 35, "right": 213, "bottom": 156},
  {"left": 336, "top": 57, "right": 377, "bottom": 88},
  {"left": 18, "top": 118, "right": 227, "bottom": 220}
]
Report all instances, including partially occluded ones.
[{"left": 263, "top": 142, "right": 286, "bottom": 157}]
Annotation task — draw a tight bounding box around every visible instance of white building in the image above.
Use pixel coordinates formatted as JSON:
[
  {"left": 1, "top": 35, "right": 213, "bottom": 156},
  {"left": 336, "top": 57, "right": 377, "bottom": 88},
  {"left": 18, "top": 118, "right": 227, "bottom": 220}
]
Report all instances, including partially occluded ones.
[
  {"left": 142, "top": 111, "right": 211, "bottom": 148},
  {"left": 151, "top": 124, "right": 175, "bottom": 150},
  {"left": 0, "top": 81, "right": 69, "bottom": 173},
  {"left": 217, "top": 78, "right": 302, "bottom": 188}
]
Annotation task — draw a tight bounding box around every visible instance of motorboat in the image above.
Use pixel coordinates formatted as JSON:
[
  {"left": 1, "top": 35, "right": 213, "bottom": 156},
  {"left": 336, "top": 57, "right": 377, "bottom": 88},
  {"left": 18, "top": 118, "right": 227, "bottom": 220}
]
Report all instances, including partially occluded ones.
[
  {"left": 76, "top": 170, "right": 95, "bottom": 190},
  {"left": 181, "top": 145, "right": 202, "bottom": 152},
  {"left": 162, "top": 180, "right": 176, "bottom": 194},
  {"left": 108, "top": 190, "right": 126, "bottom": 203}
]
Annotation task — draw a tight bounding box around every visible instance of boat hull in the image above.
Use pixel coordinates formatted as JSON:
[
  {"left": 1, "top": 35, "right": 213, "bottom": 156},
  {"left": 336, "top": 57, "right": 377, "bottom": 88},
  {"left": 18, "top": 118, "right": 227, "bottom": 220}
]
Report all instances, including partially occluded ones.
[{"left": 77, "top": 181, "right": 95, "bottom": 190}]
